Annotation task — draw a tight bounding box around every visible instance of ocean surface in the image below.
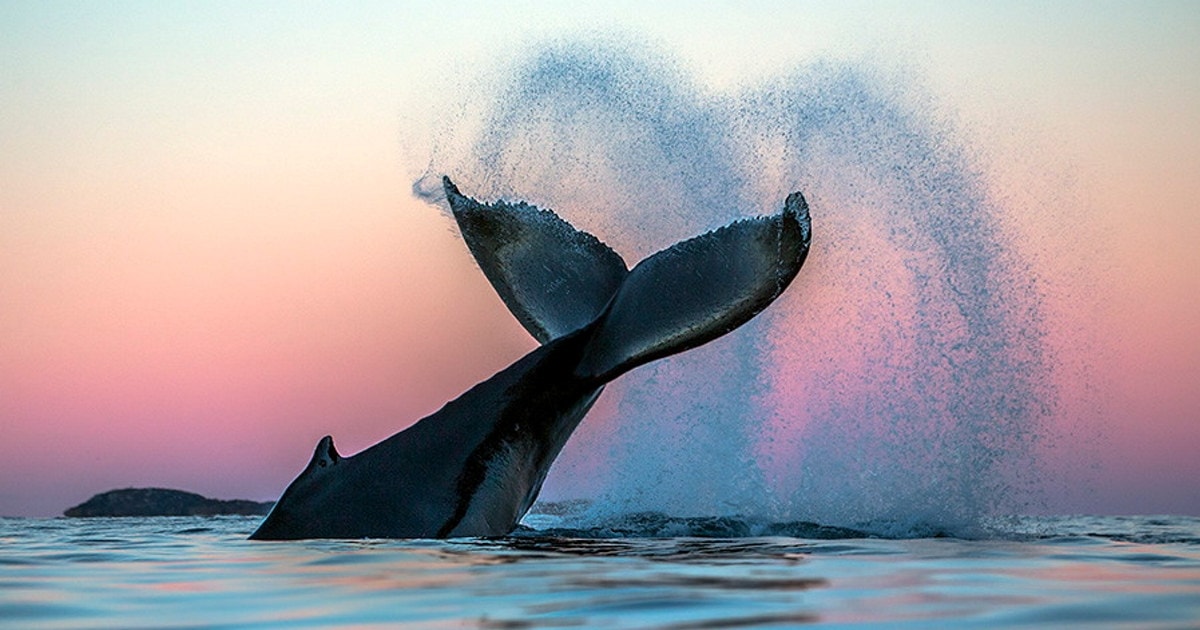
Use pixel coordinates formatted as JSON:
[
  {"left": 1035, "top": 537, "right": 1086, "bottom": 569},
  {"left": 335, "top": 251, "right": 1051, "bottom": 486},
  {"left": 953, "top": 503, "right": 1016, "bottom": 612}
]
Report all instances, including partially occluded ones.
[{"left": 2, "top": 512, "right": 1198, "bottom": 628}]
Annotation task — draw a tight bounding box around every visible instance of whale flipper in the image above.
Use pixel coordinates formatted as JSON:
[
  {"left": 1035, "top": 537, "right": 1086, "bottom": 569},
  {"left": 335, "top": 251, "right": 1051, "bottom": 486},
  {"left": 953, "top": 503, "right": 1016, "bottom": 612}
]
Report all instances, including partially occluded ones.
[
  {"left": 576, "top": 191, "right": 811, "bottom": 380},
  {"left": 444, "top": 177, "right": 628, "bottom": 344}
]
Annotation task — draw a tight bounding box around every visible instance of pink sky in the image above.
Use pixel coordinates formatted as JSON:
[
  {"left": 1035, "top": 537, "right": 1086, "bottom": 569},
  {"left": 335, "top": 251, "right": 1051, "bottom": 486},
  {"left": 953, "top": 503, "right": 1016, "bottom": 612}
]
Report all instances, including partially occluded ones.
[{"left": 2, "top": 3, "right": 1197, "bottom": 517}]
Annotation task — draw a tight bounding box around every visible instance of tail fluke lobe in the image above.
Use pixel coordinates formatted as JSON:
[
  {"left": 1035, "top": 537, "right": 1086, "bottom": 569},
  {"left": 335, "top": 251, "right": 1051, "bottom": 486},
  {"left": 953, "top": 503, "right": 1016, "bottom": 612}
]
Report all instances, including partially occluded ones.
[
  {"left": 442, "top": 177, "right": 812, "bottom": 381},
  {"left": 576, "top": 192, "right": 811, "bottom": 381},
  {"left": 444, "top": 177, "right": 628, "bottom": 344}
]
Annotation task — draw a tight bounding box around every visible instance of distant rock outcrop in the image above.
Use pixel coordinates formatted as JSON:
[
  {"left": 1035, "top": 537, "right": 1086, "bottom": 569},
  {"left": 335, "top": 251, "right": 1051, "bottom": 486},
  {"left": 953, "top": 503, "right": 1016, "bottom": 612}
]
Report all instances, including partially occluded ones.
[{"left": 64, "top": 488, "right": 273, "bottom": 517}]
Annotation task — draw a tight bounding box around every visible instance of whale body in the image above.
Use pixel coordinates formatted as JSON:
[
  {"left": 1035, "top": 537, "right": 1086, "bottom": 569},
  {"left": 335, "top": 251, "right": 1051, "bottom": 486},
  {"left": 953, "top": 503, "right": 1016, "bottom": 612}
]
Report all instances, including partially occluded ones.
[{"left": 250, "top": 177, "right": 811, "bottom": 540}]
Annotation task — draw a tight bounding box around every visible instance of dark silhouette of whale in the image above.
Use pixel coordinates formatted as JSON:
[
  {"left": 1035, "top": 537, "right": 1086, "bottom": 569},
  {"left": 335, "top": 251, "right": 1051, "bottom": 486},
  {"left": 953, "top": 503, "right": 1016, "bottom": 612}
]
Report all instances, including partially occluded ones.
[{"left": 250, "top": 177, "right": 811, "bottom": 540}]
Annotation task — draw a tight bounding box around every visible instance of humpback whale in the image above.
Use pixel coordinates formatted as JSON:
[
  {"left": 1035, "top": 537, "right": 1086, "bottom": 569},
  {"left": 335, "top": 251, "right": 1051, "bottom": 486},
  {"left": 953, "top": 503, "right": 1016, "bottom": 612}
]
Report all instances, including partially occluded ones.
[{"left": 250, "top": 177, "right": 811, "bottom": 540}]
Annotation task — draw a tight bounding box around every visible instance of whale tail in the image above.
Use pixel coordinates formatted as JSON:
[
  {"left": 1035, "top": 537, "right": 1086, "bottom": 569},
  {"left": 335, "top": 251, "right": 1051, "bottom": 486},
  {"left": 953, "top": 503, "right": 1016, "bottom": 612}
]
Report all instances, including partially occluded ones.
[{"left": 443, "top": 178, "right": 811, "bottom": 381}]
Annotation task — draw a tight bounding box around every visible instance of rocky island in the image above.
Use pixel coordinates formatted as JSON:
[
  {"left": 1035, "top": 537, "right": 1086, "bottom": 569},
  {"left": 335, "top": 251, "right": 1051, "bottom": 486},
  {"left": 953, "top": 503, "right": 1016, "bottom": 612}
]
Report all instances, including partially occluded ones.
[{"left": 64, "top": 488, "right": 273, "bottom": 517}]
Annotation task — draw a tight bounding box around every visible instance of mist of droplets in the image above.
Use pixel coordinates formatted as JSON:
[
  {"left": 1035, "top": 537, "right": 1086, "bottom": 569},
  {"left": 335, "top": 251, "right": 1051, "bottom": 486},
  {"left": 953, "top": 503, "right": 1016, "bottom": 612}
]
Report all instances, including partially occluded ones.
[{"left": 414, "top": 42, "right": 1054, "bottom": 535}]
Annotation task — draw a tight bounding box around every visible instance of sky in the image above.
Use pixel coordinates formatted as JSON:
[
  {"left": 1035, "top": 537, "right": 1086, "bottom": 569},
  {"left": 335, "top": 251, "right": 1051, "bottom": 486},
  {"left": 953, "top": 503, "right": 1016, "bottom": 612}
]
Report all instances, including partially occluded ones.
[{"left": 1, "top": 2, "right": 1198, "bottom": 519}]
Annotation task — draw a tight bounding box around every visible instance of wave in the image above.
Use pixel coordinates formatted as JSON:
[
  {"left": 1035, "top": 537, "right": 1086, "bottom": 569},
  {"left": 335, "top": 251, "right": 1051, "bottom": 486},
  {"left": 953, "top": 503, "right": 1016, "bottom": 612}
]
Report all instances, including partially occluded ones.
[{"left": 518, "top": 503, "right": 1200, "bottom": 544}]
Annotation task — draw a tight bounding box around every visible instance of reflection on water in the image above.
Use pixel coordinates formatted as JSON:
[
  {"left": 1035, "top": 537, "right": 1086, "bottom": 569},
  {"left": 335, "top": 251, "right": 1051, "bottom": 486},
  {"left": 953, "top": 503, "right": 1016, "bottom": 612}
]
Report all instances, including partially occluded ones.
[{"left": 0, "top": 515, "right": 1198, "bottom": 628}]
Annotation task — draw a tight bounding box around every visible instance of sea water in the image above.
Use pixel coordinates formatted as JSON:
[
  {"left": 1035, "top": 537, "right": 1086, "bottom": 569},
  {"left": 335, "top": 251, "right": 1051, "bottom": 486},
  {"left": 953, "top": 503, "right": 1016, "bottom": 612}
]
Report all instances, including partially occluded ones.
[{"left": 2, "top": 512, "right": 1198, "bottom": 628}]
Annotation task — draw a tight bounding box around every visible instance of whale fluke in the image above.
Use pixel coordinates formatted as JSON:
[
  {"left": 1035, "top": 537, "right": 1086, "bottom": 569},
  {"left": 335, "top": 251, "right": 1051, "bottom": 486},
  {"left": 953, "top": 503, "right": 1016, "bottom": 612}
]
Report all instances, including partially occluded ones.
[
  {"left": 444, "top": 177, "right": 628, "bottom": 344},
  {"left": 576, "top": 191, "right": 811, "bottom": 380}
]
